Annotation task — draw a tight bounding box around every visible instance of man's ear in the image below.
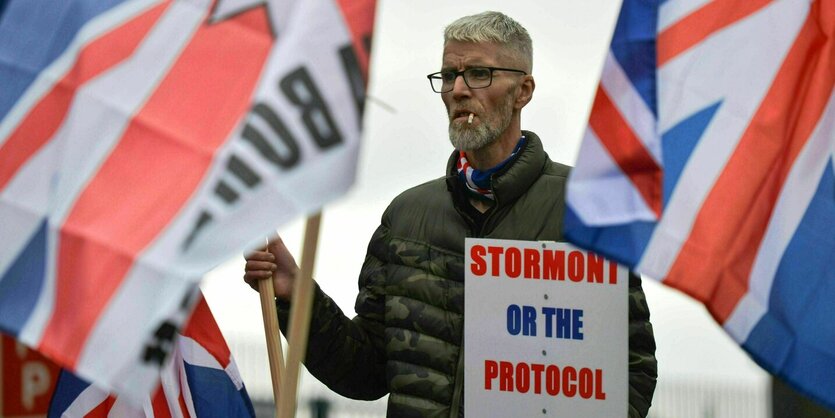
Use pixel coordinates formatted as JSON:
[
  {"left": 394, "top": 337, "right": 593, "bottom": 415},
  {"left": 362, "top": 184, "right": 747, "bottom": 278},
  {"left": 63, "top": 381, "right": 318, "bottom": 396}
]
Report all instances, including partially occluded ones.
[{"left": 515, "top": 75, "right": 535, "bottom": 110}]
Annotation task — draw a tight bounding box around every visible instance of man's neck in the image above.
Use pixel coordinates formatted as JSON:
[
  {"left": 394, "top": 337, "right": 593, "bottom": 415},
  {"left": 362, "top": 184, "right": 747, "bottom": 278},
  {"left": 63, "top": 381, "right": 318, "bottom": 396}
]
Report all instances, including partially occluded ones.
[{"left": 465, "top": 128, "right": 523, "bottom": 170}]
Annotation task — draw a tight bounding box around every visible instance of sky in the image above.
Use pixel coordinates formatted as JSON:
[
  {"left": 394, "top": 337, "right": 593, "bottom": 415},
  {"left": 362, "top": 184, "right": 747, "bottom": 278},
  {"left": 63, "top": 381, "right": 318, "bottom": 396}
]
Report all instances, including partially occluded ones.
[{"left": 200, "top": 0, "right": 769, "bottom": 401}]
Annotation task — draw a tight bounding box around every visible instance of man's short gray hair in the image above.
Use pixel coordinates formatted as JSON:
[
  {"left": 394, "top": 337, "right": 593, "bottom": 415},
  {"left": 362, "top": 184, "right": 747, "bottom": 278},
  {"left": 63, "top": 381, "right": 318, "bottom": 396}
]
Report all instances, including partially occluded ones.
[{"left": 444, "top": 11, "right": 533, "bottom": 72}]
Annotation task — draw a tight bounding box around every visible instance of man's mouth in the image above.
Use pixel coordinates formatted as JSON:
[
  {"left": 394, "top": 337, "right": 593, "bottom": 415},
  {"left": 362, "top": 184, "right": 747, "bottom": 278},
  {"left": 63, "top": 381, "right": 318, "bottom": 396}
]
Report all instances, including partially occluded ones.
[{"left": 452, "top": 110, "right": 476, "bottom": 123}]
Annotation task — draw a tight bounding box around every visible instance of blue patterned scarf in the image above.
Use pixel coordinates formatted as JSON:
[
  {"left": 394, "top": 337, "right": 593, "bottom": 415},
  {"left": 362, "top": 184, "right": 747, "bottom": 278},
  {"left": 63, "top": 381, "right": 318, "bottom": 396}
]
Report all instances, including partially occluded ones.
[{"left": 456, "top": 136, "right": 526, "bottom": 201}]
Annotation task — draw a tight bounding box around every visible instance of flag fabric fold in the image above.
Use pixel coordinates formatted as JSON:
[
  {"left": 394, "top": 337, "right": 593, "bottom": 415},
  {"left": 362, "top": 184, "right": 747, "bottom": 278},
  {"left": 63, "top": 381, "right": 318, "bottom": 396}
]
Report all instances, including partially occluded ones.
[
  {"left": 0, "top": 0, "right": 375, "bottom": 404},
  {"left": 565, "top": 0, "right": 835, "bottom": 409}
]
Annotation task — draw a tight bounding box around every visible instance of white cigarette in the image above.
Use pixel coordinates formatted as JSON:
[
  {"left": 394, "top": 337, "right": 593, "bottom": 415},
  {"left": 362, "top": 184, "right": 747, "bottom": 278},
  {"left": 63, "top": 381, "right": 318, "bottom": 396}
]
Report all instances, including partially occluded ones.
[{"left": 468, "top": 113, "right": 474, "bottom": 124}]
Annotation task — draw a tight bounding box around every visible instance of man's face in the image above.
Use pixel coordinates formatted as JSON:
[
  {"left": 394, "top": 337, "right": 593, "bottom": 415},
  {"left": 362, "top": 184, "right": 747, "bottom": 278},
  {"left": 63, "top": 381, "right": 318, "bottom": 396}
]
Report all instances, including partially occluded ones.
[{"left": 441, "top": 40, "right": 519, "bottom": 152}]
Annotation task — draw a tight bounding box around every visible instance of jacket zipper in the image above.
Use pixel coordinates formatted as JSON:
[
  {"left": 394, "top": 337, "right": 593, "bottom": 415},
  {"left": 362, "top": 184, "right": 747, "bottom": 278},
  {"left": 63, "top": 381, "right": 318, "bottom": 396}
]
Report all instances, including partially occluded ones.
[{"left": 450, "top": 195, "right": 499, "bottom": 418}]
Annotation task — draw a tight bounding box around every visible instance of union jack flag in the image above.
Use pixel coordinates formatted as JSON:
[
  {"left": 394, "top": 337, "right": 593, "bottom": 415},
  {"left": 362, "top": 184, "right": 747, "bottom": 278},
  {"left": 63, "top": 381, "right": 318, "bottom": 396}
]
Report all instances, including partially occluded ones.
[
  {"left": 48, "top": 295, "right": 255, "bottom": 418},
  {"left": 0, "top": 0, "right": 374, "bottom": 404},
  {"left": 565, "top": 0, "right": 834, "bottom": 408}
]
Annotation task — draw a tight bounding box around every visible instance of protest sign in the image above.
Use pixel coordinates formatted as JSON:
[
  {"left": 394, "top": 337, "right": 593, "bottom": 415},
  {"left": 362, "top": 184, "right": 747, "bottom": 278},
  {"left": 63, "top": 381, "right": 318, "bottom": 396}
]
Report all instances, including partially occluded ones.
[{"left": 465, "top": 238, "right": 627, "bottom": 417}]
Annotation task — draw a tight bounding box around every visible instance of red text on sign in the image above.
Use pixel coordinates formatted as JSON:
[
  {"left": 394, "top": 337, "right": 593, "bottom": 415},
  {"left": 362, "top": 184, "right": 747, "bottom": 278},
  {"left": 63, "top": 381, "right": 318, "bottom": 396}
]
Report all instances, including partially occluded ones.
[
  {"left": 483, "top": 359, "right": 606, "bottom": 400},
  {"left": 470, "top": 245, "right": 618, "bottom": 284}
]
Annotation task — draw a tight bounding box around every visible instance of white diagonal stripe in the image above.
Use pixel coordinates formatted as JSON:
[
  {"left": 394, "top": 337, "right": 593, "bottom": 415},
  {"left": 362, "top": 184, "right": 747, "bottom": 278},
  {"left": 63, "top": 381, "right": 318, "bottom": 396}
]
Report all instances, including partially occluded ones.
[
  {"left": 658, "top": 0, "right": 712, "bottom": 33},
  {"left": 61, "top": 384, "right": 109, "bottom": 417}
]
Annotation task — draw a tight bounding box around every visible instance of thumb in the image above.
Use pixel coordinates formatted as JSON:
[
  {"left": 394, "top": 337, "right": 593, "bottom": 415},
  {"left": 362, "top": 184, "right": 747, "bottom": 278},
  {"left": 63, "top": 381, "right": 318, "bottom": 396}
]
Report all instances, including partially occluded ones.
[
  {"left": 266, "top": 235, "right": 284, "bottom": 256},
  {"left": 266, "top": 234, "right": 299, "bottom": 271}
]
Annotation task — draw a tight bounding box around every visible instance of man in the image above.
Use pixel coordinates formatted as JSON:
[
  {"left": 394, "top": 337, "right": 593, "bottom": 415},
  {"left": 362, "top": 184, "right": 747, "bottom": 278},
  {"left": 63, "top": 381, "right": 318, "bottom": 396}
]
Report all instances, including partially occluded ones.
[{"left": 244, "top": 11, "right": 657, "bottom": 417}]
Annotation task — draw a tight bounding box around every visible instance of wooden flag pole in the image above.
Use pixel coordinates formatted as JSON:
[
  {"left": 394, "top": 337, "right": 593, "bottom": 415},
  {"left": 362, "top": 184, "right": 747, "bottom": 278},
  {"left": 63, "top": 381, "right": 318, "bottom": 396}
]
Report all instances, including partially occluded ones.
[
  {"left": 278, "top": 212, "right": 323, "bottom": 418},
  {"left": 257, "top": 275, "right": 285, "bottom": 416}
]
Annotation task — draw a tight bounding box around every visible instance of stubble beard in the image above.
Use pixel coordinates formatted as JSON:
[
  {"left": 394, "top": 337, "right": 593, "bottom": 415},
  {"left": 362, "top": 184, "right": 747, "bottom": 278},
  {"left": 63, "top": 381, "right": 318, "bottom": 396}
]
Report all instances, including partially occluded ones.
[{"left": 448, "top": 95, "right": 514, "bottom": 152}]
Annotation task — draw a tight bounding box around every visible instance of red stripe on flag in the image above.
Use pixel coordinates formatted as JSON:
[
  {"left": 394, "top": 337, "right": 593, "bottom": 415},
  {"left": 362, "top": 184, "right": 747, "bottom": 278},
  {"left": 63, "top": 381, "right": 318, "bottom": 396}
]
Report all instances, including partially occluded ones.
[
  {"left": 39, "top": 7, "right": 273, "bottom": 366},
  {"left": 182, "top": 297, "right": 231, "bottom": 368},
  {"left": 84, "top": 395, "right": 116, "bottom": 418},
  {"left": 0, "top": 2, "right": 170, "bottom": 190},
  {"left": 151, "top": 385, "right": 173, "bottom": 418},
  {"left": 657, "top": 0, "right": 772, "bottom": 66},
  {"left": 588, "top": 86, "right": 663, "bottom": 218},
  {"left": 665, "top": 1, "right": 835, "bottom": 322},
  {"left": 177, "top": 387, "right": 191, "bottom": 418},
  {"left": 335, "top": 0, "right": 376, "bottom": 81}
]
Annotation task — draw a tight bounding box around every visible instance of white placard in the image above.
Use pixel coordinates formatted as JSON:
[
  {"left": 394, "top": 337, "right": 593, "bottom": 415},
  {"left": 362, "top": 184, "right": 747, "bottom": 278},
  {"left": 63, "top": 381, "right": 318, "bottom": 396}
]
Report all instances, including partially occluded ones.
[{"left": 465, "top": 238, "right": 627, "bottom": 417}]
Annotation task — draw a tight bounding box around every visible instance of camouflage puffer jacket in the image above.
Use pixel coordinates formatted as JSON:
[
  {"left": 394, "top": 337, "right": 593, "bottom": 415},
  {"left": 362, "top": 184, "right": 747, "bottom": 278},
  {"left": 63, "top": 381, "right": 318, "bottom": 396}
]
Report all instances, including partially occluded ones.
[{"left": 277, "top": 131, "right": 657, "bottom": 417}]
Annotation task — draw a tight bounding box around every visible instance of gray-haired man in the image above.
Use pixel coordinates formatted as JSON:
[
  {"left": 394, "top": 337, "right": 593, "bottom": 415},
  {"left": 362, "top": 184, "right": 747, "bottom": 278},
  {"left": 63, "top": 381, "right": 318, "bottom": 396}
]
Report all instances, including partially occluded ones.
[{"left": 245, "top": 11, "right": 658, "bottom": 417}]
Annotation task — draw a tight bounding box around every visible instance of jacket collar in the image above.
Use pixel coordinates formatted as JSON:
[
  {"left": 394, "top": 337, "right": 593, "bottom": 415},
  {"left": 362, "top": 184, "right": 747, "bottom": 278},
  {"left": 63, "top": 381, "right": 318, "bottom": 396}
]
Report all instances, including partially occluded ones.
[{"left": 445, "top": 130, "right": 547, "bottom": 206}]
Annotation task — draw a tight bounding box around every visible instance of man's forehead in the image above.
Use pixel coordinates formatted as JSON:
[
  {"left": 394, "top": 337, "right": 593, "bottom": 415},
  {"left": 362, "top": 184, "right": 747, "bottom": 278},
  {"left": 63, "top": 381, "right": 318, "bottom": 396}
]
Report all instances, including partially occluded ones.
[{"left": 441, "top": 41, "right": 504, "bottom": 67}]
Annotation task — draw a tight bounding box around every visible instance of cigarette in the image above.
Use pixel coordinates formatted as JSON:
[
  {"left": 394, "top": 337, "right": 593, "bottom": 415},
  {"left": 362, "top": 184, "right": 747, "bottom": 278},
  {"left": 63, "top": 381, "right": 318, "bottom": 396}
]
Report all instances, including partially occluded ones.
[{"left": 468, "top": 113, "right": 474, "bottom": 124}]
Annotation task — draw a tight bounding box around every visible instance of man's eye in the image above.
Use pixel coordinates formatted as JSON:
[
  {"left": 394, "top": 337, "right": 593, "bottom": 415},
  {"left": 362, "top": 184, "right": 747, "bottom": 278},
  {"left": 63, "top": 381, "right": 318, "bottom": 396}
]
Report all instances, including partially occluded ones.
[
  {"left": 468, "top": 68, "right": 491, "bottom": 80},
  {"left": 441, "top": 72, "right": 457, "bottom": 82}
]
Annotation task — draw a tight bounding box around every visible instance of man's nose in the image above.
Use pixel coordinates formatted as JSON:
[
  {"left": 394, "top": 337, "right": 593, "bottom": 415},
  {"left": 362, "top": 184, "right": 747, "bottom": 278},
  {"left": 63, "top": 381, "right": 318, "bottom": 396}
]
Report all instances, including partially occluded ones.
[{"left": 450, "top": 74, "right": 471, "bottom": 99}]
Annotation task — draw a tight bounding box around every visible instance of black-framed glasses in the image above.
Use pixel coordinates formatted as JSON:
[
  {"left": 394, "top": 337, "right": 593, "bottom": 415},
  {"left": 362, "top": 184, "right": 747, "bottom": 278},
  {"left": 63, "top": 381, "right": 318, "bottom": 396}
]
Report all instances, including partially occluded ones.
[{"left": 426, "top": 67, "right": 527, "bottom": 93}]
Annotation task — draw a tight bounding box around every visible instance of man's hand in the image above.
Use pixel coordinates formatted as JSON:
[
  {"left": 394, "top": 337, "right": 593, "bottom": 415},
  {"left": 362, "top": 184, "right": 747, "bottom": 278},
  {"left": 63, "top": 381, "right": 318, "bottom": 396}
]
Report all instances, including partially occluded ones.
[{"left": 243, "top": 237, "right": 299, "bottom": 301}]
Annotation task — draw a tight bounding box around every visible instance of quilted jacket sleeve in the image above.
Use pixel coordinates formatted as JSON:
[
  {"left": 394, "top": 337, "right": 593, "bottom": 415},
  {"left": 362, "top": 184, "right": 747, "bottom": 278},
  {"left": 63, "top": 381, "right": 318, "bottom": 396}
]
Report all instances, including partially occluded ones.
[
  {"left": 275, "top": 223, "right": 391, "bottom": 400},
  {"left": 627, "top": 272, "right": 658, "bottom": 417}
]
